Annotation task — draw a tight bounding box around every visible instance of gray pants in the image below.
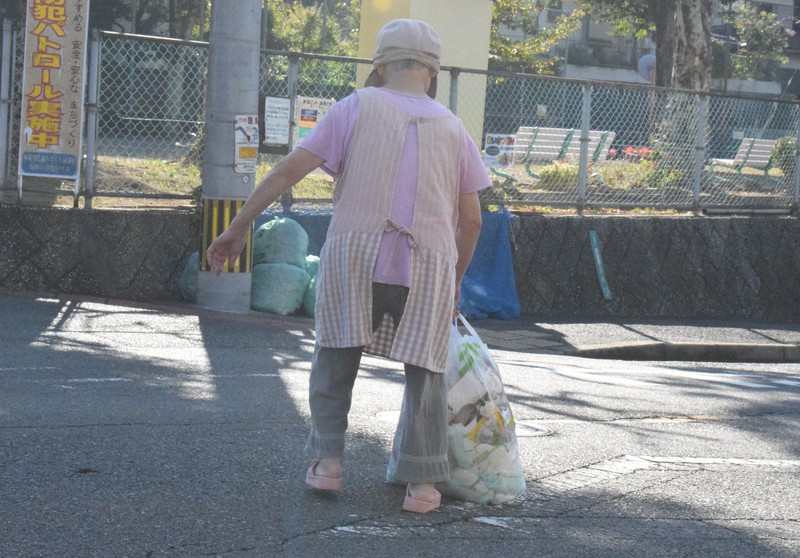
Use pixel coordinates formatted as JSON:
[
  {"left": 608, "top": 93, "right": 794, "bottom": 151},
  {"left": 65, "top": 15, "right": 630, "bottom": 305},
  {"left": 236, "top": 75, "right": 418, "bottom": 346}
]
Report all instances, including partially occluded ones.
[{"left": 307, "top": 283, "right": 449, "bottom": 484}]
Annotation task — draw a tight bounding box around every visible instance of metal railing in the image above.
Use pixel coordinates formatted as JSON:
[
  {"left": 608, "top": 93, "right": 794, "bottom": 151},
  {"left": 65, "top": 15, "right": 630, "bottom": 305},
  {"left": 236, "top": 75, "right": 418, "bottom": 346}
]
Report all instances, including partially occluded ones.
[{"left": 2, "top": 26, "right": 799, "bottom": 212}]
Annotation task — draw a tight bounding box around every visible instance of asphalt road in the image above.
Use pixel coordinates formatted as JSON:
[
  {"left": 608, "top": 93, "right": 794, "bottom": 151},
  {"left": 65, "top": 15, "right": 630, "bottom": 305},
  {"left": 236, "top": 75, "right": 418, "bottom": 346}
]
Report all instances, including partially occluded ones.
[{"left": 1, "top": 292, "right": 798, "bottom": 557}]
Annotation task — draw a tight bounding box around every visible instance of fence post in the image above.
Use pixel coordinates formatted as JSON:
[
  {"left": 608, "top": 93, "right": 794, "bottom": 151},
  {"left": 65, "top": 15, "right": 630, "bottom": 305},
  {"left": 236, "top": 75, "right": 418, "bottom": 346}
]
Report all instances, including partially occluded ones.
[
  {"left": 794, "top": 122, "right": 800, "bottom": 213},
  {"left": 279, "top": 53, "right": 300, "bottom": 210},
  {"left": 0, "top": 19, "right": 12, "bottom": 189},
  {"left": 83, "top": 31, "right": 101, "bottom": 209},
  {"left": 286, "top": 54, "right": 299, "bottom": 153},
  {"left": 692, "top": 94, "right": 708, "bottom": 213},
  {"left": 577, "top": 82, "right": 592, "bottom": 210},
  {"left": 448, "top": 68, "right": 459, "bottom": 115}
]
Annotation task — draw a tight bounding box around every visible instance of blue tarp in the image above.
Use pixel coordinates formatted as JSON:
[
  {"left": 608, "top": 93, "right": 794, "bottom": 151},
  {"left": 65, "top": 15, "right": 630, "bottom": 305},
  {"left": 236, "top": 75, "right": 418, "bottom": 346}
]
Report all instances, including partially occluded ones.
[{"left": 459, "top": 208, "right": 521, "bottom": 320}]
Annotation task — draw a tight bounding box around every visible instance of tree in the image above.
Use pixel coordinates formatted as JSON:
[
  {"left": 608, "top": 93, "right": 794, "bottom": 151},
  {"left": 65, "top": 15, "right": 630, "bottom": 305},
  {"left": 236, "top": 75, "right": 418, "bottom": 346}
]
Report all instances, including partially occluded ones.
[
  {"left": 261, "top": 0, "right": 361, "bottom": 95},
  {"left": 168, "top": 0, "right": 208, "bottom": 40},
  {"left": 0, "top": 0, "right": 25, "bottom": 26},
  {"left": 727, "top": 1, "right": 792, "bottom": 82},
  {"left": 590, "top": 0, "right": 713, "bottom": 92},
  {"left": 90, "top": 0, "right": 131, "bottom": 32},
  {"left": 490, "top": 0, "right": 589, "bottom": 74},
  {"left": 673, "top": 0, "right": 714, "bottom": 91},
  {"left": 264, "top": 0, "right": 359, "bottom": 56}
]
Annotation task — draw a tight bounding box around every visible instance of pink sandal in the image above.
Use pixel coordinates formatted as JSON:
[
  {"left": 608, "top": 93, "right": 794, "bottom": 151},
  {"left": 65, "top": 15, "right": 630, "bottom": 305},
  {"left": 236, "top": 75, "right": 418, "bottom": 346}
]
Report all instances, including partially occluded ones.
[
  {"left": 305, "top": 461, "right": 342, "bottom": 491},
  {"left": 402, "top": 486, "right": 441, "bottom": 513}
]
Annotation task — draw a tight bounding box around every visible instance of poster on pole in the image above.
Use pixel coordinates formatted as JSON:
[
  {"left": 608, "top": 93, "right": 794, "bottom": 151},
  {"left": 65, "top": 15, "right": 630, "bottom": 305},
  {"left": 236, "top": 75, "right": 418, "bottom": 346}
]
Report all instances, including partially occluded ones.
[
  {"left": 18, "top": 0, "right": 91, "bottom": 185},
  {"left": 234, "top": 115, "right": 259, "bottom": 175}
]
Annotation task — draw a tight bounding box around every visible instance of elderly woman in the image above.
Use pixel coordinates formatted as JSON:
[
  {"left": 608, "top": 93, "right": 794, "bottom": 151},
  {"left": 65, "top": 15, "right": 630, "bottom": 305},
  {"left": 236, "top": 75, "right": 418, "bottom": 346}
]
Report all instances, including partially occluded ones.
[{"left": 207, "top": 19, "right": 489, "bottom": 513}]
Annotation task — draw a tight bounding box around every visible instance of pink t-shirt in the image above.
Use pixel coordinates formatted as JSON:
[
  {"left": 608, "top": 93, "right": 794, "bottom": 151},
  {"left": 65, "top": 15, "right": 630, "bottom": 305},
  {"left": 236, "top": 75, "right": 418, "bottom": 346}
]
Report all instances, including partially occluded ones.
[{"left": 298, "top": 87, "right": 490, "bottom": 286}]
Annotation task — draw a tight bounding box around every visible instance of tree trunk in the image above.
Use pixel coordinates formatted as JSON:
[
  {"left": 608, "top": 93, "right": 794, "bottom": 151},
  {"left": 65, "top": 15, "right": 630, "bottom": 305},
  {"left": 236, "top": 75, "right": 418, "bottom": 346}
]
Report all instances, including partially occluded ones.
[
  {"left": 651, "top": 0, "right": 677, "bottom": 88},
  {"left": 674, "top": 0, "right": 713, "bottom": 92}
]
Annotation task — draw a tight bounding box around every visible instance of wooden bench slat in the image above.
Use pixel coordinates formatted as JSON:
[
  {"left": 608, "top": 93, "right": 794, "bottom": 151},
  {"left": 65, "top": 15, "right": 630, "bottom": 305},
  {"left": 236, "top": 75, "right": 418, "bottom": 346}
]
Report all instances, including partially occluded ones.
[
  {"left": 710, "top": 137, "right": 775, "bottom": 173},
  {"left": 513, "top": 127, "right": 615, "bottom": 166}
]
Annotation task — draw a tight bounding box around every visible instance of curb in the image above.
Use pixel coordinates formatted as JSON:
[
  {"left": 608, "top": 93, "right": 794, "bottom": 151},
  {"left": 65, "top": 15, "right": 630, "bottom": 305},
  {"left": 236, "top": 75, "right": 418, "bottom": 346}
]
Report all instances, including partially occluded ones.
[{"left": 573, "top": 341, "right": 800, "bottom": 363}]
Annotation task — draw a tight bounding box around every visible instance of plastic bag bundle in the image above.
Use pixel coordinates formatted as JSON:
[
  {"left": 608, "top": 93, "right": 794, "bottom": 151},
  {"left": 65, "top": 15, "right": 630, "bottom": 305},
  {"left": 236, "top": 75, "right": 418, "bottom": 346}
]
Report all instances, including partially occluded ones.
[
  {"left": 251, "top": 263, "right": 310, "bottom": 315},
  {"left": 459, "top": 208, "right": 520, "bottom": 320},
  {"left": 178, "top": 251, "right": 199, "bottom": 302},
  {"left": 305, "top": 255, "right": 320, "bottom": 278},
  {"left": 441, "top": 314, "right": 526, "bottom": 504},
  {"left": 250, "top": 217, "right": 318, "bottom": 316},
  {"left": 252, "top": 217, "right": 308, "bottom": 268}
]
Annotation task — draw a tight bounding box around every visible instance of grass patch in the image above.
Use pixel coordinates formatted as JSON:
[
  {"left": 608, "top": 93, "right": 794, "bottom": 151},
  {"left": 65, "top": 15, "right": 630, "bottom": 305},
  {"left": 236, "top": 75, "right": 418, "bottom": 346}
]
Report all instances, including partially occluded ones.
[
  {"left": 97, "top": 156, "right": 201, "bottom": 195},
  {"left": 94, "top": 156, "right": 334, "bottom": 203}
]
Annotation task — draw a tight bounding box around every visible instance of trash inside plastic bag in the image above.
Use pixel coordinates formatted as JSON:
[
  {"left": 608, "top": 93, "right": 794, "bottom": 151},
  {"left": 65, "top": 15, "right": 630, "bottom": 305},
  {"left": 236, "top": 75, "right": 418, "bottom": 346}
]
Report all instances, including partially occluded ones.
[{"left": 440, "top": 314, "right": 526, "bottom": 504}]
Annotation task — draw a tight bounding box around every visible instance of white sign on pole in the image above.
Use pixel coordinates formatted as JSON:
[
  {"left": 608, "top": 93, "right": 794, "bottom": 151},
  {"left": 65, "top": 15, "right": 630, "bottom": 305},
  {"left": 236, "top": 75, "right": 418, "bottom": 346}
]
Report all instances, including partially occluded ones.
[
  {"left": 234, "top": 115, "right": 259, "bottom": 174},
  {"left": 18, "top": 0, "right": 91, "bottom": 186},
  {"left": 263, "top": 96, "right": 290, "bottom": 146}
]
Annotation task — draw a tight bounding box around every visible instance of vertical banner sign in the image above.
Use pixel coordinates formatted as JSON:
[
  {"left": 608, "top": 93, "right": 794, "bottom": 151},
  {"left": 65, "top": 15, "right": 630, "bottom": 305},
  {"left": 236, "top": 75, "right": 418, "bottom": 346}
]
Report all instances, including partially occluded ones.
[{"left": 18, "top": 0, "right": 91, "bottom": 185}]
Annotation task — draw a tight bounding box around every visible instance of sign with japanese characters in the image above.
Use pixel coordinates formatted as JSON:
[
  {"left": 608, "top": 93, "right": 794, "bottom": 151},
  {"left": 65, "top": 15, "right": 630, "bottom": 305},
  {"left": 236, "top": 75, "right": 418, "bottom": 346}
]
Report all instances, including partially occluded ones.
[
  {"left": 294, "top": 96, "right": 334, "bottom": 145},
  {"left": 262, "top": 96, "right": 291, "bottom": 146},
  {"left": 18, "top": 0, "right": 91, "bottom": 181},
  {"left": 234, "top": 115, "right": 259, "bottom": 174}
]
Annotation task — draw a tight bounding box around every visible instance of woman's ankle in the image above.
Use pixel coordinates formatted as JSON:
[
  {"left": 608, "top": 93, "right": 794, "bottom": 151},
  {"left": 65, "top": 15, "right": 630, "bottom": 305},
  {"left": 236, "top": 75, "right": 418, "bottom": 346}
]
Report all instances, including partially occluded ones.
[
  {"left": 407, "top": 482, "right": 437, "bottom": 502},
  {"left": 315, "top": 457, "right": 342, "bottom": 478}
]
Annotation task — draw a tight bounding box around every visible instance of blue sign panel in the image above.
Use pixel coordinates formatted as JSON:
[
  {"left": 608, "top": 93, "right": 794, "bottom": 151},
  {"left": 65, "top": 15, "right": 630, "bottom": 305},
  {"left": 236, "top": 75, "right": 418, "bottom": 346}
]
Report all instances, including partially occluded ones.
[{"left": 21, "top": 151, "right": 78, "bottom": 178}]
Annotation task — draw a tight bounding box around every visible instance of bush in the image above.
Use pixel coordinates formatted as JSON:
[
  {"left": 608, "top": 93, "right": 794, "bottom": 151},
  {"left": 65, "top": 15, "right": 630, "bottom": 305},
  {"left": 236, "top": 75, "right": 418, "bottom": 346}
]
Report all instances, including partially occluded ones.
[
  {"left": 771, "top": 137, "right": 797, "bottom": 177},
  {"left": 592, "top": 159, "right": 681, "bottom": 190},
  {"left": 538, "top": 161, "right": 580, "bottom": 190}
]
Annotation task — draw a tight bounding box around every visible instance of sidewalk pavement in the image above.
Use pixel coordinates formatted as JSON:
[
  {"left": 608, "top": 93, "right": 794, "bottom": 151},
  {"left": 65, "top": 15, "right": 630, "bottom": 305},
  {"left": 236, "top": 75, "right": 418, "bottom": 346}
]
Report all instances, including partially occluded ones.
[
  {"left": 470, "top": 315, "right": 800, "bottom": 363},
  {"left": 2, "top": 290, "right": 799, "bottom": 557},
  {"left": 41, "top": 293, "right": 800, "bottom": 362}
]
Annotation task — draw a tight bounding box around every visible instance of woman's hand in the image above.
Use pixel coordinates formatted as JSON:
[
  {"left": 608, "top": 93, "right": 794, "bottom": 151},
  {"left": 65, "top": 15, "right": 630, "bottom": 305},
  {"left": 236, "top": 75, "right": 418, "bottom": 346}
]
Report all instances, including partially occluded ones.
[{"left": 207, "top": 226, "right": 246, "bottom": 275}]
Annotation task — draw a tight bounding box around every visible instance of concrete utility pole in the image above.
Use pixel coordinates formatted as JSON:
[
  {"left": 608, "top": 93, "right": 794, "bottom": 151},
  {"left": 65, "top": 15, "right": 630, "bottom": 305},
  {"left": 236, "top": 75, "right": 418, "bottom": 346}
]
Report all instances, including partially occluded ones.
[{"left": 197, "top": 0, "right": 262, "bottom": 311}]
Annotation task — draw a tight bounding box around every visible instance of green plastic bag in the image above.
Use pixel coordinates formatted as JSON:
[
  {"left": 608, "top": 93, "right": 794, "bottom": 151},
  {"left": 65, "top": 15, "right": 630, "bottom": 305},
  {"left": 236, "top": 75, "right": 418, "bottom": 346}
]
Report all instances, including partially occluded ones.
[
  {"left": 251, "top": 263, "right": 310, "bottom": 315},
  {"left": 252, "top": 217, "right": 308, "bottom": 268}
]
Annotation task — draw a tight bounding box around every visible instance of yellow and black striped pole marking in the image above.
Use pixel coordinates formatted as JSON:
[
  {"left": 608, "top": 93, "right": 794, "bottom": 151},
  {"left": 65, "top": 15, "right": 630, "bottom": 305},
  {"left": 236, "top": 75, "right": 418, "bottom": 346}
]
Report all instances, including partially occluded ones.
[{"left": 201, "top": 198, "right": 252, "bottom": 273}]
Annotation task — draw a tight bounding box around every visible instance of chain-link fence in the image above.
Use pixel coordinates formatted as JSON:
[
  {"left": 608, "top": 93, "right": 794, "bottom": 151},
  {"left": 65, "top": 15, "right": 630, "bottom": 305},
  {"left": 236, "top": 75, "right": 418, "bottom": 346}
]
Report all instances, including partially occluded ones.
[
  {"left": 92, "top": 33, "right": 208, "bottom": 198},
  {"left": 2, "top": 28, "right": 799, "bottom": 211},
  {"left": 471, "top": 69, "right": 800, "bottom": 210},
  {"left": 0, "top": 21, "right": 24, "bottom": 189}
]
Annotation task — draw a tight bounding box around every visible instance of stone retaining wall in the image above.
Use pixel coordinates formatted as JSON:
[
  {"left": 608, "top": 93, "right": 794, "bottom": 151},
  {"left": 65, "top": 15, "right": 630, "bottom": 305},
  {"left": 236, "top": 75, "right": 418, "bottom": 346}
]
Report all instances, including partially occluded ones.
[
  {"left": 1, "top": 205, "right": 798, "bottom": 321},
  {"left": 0, "top": 205, "right": 199, "bottom": 302},
  {"left": 510, "top": 215, "right": 800, "bottom": 321}
]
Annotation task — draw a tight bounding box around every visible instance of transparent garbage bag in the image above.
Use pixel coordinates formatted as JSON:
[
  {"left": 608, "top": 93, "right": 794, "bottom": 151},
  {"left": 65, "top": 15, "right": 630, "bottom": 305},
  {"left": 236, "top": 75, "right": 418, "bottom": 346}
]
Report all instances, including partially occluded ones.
[
  {"left": 441, "top": 314, "right": 526, "bottom": 504},
  {"left": 386, "top": 314, "right": 526, "bottom": 504}
]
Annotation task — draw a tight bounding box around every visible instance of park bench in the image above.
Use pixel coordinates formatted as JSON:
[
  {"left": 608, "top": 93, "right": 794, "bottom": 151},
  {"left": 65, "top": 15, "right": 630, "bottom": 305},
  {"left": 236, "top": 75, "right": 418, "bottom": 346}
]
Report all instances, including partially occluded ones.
[
  {"left": 709, "top": 137, "right": 776, "bottom": 176},
  {"left": 514, "top": 127, "right": 615, "bottom": 164},
  {"left": 490, "top": 126, "right": 616, "bottom": 181}
]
